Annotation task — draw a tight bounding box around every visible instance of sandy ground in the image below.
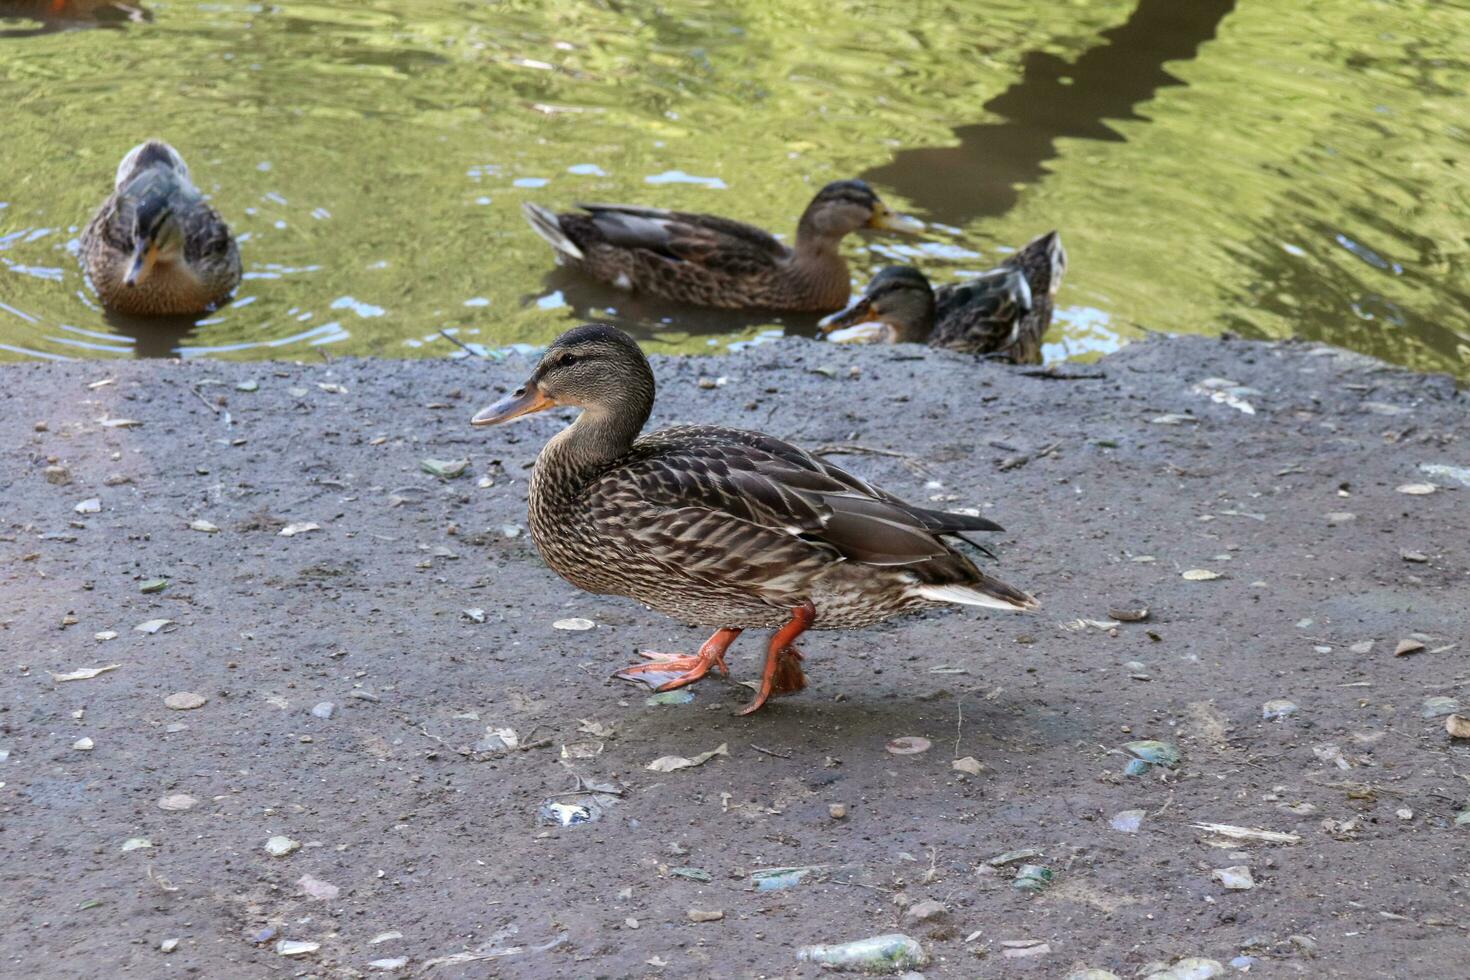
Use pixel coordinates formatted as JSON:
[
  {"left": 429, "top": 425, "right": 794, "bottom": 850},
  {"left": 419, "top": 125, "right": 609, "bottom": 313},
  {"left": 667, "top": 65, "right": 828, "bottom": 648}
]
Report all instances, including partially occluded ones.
[{"left": 1, "top": 334, "right": 1467, "bottom": 980}]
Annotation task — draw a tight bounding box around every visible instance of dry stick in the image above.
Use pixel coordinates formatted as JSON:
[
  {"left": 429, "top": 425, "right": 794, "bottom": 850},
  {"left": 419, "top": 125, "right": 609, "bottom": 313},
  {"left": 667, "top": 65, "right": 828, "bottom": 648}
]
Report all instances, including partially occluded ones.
[
  {"left": 954, "top": 697, "right": 964, "bottom": 757},
  {"left": 749, "top": 742, "right": 791, "bottom": 760},
  {"left": 440, "top": 329, "right": 486, "bottom": 357},
  {"left": 811, "top": 443, "right": 933, "bottom": 479},
  {"left": 187, "top": 385, "right": 221, "bottom": 415}
]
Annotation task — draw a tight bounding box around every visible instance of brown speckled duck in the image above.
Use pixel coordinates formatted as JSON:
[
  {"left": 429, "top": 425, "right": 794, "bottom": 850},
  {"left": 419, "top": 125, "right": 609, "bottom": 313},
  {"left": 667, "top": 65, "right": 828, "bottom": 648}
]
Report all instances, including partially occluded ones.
[
  {"left": 471, "top": 324, "right": 1036, "bottom": 714},
  {"left": 520, "top": 180, "right": 923, "bottom": 312},
  {"left": 80, "top": 139, "right": 241, "bottom": 316},
  {"left": 820, "top": 230, "right": 1066, "bottom": 363}
]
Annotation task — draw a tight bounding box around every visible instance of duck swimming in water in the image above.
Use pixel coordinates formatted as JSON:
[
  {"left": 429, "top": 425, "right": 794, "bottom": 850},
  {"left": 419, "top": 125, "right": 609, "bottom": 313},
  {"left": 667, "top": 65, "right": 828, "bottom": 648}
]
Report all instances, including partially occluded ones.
[
  {"left": 80, "top": 139, "right": 240, "bottom": 316},
  {"left": 820, "top": 230, "right": 1065, "bottom": 363},
  {"left": 521, "top": 179, "right": 924, "bottom": 313}
]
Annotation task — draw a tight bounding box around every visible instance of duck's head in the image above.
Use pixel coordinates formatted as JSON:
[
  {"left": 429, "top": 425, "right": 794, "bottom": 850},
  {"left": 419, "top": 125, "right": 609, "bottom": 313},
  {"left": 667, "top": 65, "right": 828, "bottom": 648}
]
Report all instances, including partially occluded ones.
[
  {"left": 471, "top": 324, "right": 654, "bottom": 427},
  {"left": 115, "top": 141, "right": 192, "bottom": 287},
  {"left": 797, "top": 179, "right": 924, "bottom": 243},
  {"left": 819, "top": 266, "right": 935, "bottom": 344}
]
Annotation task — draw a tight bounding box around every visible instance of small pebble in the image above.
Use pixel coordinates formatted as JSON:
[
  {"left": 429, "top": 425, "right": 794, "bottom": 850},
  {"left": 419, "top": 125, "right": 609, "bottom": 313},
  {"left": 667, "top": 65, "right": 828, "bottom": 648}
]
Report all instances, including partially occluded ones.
[
  {"left": 164, "top": 692, "right": 208, "bottom": 711},
  {"left": 686, "top": 908, "right": 723, "bottom": 923},
  {"left": 828, "top": 803, "right": 847, "bottom": 820},
  {"left": 310, "top": 702, "right": 335, "bottom": 720},
  {"left": 265, "top": 835, "right": 301, "bottom": 857},
  {"left": 160, "top": 938, "right": 179, "bottom": 954}
]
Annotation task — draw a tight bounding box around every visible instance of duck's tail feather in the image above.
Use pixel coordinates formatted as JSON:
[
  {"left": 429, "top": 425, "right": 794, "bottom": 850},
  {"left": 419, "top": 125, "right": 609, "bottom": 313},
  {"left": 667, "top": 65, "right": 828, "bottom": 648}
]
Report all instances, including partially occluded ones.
[
  {"left": 521, "top": 202, "right": 584, "bottom": 261},
  {"left": 917, "top": 577, "right": 1038, "bottom": 612}
]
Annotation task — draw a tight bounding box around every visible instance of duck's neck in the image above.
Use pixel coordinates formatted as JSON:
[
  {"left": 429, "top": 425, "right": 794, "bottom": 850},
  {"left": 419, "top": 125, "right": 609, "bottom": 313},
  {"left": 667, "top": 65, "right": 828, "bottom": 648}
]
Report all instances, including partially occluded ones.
[
  {"left": 533, "top": 375, "right": 654, "bottom": 499},
  {"left": 789, "top": 230, "right": 851, "bottom": 308}
]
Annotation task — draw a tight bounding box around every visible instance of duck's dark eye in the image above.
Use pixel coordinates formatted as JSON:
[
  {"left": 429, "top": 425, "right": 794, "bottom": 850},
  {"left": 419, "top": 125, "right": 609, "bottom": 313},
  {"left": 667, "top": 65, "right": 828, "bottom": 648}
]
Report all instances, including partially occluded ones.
[{"left": 560, "top": 353, "right": 579, "bottom": 367}]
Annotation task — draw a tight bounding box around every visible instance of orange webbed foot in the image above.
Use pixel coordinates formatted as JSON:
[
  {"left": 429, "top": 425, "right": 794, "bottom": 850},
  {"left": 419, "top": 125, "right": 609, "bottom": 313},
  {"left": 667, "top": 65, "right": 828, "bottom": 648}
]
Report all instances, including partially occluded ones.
[{"left": 612, "top": 628, "right": 740, "bottom": 692}]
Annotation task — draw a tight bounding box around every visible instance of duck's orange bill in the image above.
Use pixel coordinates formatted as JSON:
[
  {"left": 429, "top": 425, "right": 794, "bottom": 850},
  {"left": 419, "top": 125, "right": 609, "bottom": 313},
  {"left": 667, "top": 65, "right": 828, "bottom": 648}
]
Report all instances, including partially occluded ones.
[
  {"left": 818, "top": 294, "right": 877, "bottom": 334},
  {"left": 471, "top": 383, "right": 557, "bottom": 426}
]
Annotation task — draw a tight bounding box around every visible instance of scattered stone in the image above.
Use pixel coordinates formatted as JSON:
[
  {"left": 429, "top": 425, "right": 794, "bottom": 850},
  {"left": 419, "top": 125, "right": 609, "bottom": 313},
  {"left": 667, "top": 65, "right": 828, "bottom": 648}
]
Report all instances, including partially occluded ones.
[
  {"left": 1145, "top": 959, "right": 1225, "bottom": 980},
  {"left": 1325, "top": 511, "right": 1355, "bottom": 524},
  {"left": 298, "top": 874, "right": 340, "bottom": 900},
  {"left": 157, "top": 794, "right": 198, "bottom": 812},
  {"left": 368, "top": 958, "right": 408, "bottom": 972},
  {"left": 369, "top": 931, "right": 404, "bottom": 945},
  {"left": 1068, "top": 972, "right": 1121, "bottom": 980},
  {"left": 1400, "top": 549, "right": 1428, "bottom": 563},
  {"left": 903, "top": 900, "right": 946, "bottom": 923},
  {"left": 1000, "top": 940, "right": 1051, "bottom": 960},
  {"left": 72, "top": 737, "right": 94, "bottom": 751},
  {"left": 1396, "top": 483, "right": 1435, "bottom": 495},
  {"left": 103, "top": 473, "right": 131, "bottom": 486},
  {"left": 828, "top": 803, "right": 847, "bottom": 820},
  {"left": 1421, "top": 696, "right": 1462, "bottom": 719},
  {"left": 265, "top": 835, "right": 301, "bottom": 857},
  {"left": 120, "top": 838, "right": 152, "bottom": 851},
  {"left": 462, "top": 608, "right": 486, "bottom": 623},
  {"left": 1107, "top": 601, "right": 1149, "bottom": 622},
  {"left": 1122, "top": 739, "right": 1181, "bottom": 774},
  {"left": 951, "top": 756, "right": 985, "bottom": 776},
  {"left": 134, "top": 618, "right": 175, "bottom": 634},
  {"left": 885, "top": 736, "right": 931, "bottom": 755},
  {"left": 310, "top": 702, "right": 335, "bottom": 720},
  {"left": 1110, "top": 809, "right": 1145, "bottom": 833},
  {"left": 552, "top": 617, "right": 595, "bottom": 631},
  {"left": 44, "top": 464, "right": 71, "bottom": 485},
  {"left": 276, "top": 940, "right": 319, "bottom": 957},
  {"left": 278, "top": 522, "right": 320, "bottom": 537},
  {"left": 987, "top": 848, "right": 1044, "bottom": 867},
  {"left": 1446, "top": 715, "right": 1470, "bottom": 740},
  {"left": 160, "top": 938, "right": 179, "bottom": 953},
  {"left": 74, "top": 498, "right": 102, "bottom": 514},
  {"left": 189, "top": 519, "right": 220, "bottom": 533},
  {"left": 94, "top": 630, "right": 118, "bottom": 641},
  {"left": 1262, "top": 698, "right": 1299, "bottom": 721},
  {"left": 164, "top": 691, "right": 207, "bottom": 711},
  {"left": 686, "top": 908, "right": 723, "bottom": 923},
  {"left": 1211, "top": 866, "right": 1255, "bottom": 890},
  {"left": 1349, "top": 640, "right": 1374, "bottom": 654},
  {"left": 1394, "top": 638, "right": 1426, "bottom": 656},
  {"left": 1181, "top": 569, "right": 1221, "bottom": 581}
]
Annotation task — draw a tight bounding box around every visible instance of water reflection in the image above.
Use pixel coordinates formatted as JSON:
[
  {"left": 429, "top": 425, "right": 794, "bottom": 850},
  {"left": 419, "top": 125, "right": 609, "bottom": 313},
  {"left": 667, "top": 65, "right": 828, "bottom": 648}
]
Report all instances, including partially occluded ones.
[
  {"left": 0, "top": 0, "right": 148, "bottom": 36},
  {"left": 864, "top": 0, "right": 1238, "bottom": 223},
  {"left": 0, "top": 0, "right": 1466, "bottom": 376}
]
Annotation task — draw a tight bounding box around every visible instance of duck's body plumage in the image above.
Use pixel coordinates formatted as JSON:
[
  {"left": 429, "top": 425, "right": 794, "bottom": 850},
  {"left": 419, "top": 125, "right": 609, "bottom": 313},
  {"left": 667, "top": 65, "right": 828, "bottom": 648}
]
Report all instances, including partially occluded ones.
[
  {"left": 80, "top": 140, "right": 240, "bottom": 316},
  {"left": 522, "top": 180, "right": 922, "bottom": 312},
  {"left": 823, "top": 230, "right": 1066, "bottom": 363},
  {"left": 474, "top": 324, "right": 1035, "bottom": 712}
]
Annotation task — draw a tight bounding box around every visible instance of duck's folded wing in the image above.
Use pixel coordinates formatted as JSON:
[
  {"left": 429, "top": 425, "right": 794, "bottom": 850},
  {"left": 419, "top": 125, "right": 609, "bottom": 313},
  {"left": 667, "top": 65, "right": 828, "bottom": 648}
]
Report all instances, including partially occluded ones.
[
  {"left": 577, "top": 203, "right": 788, "bottom": 272},
  {"left": 591, "top": 442, "right": 983, "bottom": 576},
  {"left": 932, "top": 268, "right": 1031, "bottom": 350}
]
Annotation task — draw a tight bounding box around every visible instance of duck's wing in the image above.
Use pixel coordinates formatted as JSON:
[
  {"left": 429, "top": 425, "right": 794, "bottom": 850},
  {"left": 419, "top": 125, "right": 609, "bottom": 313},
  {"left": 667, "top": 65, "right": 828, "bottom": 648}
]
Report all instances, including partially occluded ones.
[
  {"left": 575, "top": 203, "right": 790, "bottom": 273},
  {"left": 598, "top": 429, "right": 1000, "bottom": 578},
  {"left": 180, "top": 198, "right": 239, "bottom": 274},
  {"left": 929, "top": 267, "right": 1032, "bottom": 354}
]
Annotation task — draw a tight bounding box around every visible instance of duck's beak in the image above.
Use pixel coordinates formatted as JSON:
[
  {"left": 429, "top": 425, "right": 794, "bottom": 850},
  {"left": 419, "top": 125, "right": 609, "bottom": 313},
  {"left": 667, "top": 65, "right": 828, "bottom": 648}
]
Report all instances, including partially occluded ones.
[
  {"left": 867, "top": 207, "right": 925, "bottom": 234},
  {"left": 471, "top": 382, "right": 558, "bottom": 426},
  {"left": 123, "top": 235, "right": 160, "bottom": 287},
  {"left": 819, "top": 294, "right": 879, "bottom": 335}
]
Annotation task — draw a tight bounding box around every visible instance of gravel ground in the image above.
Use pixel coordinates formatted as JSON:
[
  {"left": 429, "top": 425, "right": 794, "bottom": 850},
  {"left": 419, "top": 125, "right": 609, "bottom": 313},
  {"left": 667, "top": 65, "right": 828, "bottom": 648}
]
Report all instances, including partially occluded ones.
[{"left": 1, "top": 334, "right": 1467, "bottom": 979}]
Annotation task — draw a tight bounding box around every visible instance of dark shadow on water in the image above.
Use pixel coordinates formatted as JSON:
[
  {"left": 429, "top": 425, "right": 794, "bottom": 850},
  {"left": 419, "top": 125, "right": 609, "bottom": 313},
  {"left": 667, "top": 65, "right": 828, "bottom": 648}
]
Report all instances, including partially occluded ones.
[
  {"left": 526, "top": 267, "right": 824, "bottom": 344},
  {"left": 863, "top": 0, "right": 1236, "bottom": 223},
  {"left": 101, "top": 310, "right": 203, "bottom": 358}
]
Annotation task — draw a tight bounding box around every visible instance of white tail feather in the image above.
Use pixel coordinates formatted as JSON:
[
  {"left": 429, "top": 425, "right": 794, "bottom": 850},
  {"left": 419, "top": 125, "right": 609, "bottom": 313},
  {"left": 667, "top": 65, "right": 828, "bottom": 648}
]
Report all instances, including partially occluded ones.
[
  {"left": 917, "top": 583, "right": 1036, "bottom": 612},
  {"left": 521, "top": 202, "right": 585, "bottom": 261}
]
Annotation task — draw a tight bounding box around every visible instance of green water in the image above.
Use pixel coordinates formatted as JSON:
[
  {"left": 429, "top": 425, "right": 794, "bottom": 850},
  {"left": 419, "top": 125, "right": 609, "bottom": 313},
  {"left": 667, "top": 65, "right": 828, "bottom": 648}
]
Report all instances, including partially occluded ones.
[{"left": 1, "top": 0, "right": 1467, "bottom": 375}]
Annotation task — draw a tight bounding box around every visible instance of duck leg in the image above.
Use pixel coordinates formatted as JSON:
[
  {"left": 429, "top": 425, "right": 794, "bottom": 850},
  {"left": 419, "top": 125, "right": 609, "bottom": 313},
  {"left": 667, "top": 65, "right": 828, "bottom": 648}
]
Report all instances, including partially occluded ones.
[
  {"left": 738, "top": 601, "right": 816, "bottom": 716},
  {"left": 613, "top": 628, "right": 742, "bottom": 692}
]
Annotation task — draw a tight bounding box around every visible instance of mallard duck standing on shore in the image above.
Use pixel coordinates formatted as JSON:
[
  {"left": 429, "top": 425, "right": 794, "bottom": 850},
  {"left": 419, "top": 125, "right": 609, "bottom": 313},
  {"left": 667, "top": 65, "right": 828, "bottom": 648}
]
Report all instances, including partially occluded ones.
[
  {"left": 80, "top": 140, "right": 240, "bottom": 316},
  {"left": 521, "top": 180, "right": 924, "bottom": 312},
  {"left": 820, "top": 230, "right": 1065, "bottom": 363},
  {"left": 471, "top": 324, "right": 1036, "bottom": 714}
]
